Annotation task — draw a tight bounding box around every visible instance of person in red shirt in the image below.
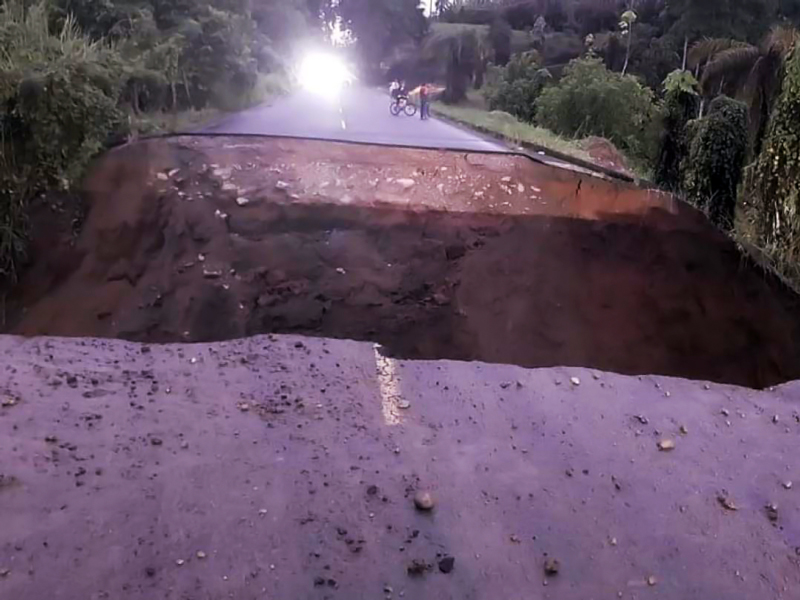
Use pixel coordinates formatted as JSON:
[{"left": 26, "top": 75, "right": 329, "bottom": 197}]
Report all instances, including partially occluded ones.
[{"left": 419, "top": 83, "right": 430, "bottom": 121}]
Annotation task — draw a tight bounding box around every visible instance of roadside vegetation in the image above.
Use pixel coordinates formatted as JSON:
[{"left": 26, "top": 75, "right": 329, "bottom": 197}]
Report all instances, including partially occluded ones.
[
  {"left": 5, "top": 0, "right": 800, "bottom": 295},
  {"left": 396, "top": 0, "right": 800, "bottom": 291},
  {"left": 0, "top": 0, "right": 314, "bottom": 283}
]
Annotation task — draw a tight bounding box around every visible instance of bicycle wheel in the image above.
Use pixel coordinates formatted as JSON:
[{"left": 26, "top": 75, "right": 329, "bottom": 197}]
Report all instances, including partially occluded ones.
[
  {"left": 404, "top": 103, "right": 417, "bottom": 117},
  {"left": 389, "top": 102, "right": 401, "bottom": 116}
]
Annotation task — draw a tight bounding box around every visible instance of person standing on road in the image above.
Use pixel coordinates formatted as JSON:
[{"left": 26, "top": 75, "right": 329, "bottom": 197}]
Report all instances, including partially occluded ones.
[{"left": 420, "top": 83, "right": 430, "bottom": 121}]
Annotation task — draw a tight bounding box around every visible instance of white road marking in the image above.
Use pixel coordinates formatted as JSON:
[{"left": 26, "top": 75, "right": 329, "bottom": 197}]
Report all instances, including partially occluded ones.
[{"left": 373, "top": 345, "right": 403, "bottom": 426}]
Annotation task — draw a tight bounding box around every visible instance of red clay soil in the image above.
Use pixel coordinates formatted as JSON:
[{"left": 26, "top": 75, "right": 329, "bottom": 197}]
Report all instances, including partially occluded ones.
[
  {"left": 1, "top": 335, "right": 799, "bottom": 600},
  {"left": 5, "top": 136, "right": 800, "bottom": 388}
]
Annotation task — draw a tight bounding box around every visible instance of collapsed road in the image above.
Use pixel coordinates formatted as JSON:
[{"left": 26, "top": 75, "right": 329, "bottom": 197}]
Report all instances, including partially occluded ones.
[
  {"left": 5, "top": 136, "right": 800, "bottom": 388},
  {"left": 1, "top": 136, "right": 800, "bottom": 599}
]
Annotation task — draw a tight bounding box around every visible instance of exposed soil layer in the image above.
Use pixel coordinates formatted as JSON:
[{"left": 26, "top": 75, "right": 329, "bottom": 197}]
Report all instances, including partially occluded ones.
[
  {"left": 5, "top": 136, "right": 800, "bottom": 388},
  {"left": 1, "top": 335, "right": 799, "bottom": 600}
]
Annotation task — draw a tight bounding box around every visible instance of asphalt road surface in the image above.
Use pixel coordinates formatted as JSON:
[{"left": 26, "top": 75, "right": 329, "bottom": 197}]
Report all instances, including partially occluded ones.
[{"left": 203, "top": 85, "right": 505, "bottom": 152}]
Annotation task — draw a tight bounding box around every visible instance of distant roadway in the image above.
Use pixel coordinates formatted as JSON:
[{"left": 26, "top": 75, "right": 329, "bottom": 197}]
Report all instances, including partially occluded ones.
[{"left": 202, "top": 85, "right": 506, "bottom": 153}]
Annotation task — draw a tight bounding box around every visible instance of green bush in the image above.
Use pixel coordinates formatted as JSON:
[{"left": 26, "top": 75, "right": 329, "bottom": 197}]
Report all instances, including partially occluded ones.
[
  {"left": 535, "top": 56, "right": 658, "bottom": 160},
  {"left": 682, "top": 96, "right": 748, "bottom": 228},
  {"left": 484, "top": 51, "right": 549, "bottom": 123}
]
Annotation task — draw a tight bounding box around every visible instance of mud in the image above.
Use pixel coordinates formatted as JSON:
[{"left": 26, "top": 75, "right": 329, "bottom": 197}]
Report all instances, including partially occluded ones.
[
  {"left": 5, "top": 136, "right": 800, "bottom": 388},
  {"left": 1, "top": 335, "right": 799, "bottom": 599}
]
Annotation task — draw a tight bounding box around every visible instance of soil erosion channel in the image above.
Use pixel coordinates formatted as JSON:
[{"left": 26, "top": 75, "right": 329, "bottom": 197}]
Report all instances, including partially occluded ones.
[{"left": 6, "top": 136, "right": 800, "bottom": 388}]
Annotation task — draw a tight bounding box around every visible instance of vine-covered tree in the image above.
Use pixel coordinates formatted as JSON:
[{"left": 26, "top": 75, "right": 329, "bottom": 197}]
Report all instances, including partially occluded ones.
[
  {"left": 682, "top": 96, "right": 748, "bottom": 228},
  {"left": 745, "top": 47, "right": 800, "bottom": 259},
  {"left": 654, "top": 69, "right": 700, "bottom": 191}
]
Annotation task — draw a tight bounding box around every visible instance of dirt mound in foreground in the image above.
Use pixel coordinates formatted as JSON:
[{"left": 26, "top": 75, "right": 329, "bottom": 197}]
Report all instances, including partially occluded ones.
[{"left": 5, "top": 136, "right": 800, "bottom": 388}]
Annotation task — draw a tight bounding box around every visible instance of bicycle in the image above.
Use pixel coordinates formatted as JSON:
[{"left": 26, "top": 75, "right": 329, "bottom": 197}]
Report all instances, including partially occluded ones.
[{"left": 389, "top": 96, "right": 417, "bottom": 117}]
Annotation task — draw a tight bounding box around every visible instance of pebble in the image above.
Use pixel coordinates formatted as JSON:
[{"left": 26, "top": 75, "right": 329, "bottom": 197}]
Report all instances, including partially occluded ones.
[
  {"left": 396, "top": 178, "right": 416, "bottom": 189},
  {"left": 407, "top": 559, "right": 430, "bottom": 577},
  {"left": 438, "top": 556, "right": 455, "bottom": 574},
  {"left": 544, "top": 558, "right": 560, "bottom": 576},
  {"left": 772, "top": 415, "right": 780, "bottom": 424},
  {"left": 176, "top": 559, "right": 185, "bottom": 566},
  {"left": 721, "top": 409, "right": 730, "bottom": 417},
  {"left": 413, "top": 491, "right": 435, "bottom": 511},
  {"left": 196, "top": 551, "right": 207, "bottom": 559},
  {"left": 717, "top": 493, "right": 738, "bottom": 511},
  {"left": 570, "top": 377, "right": 581, "bottom": 386},
  {"left": 783, "top": 481, "right": 793, "bottom": 490},
  {"left": 657, "top": 439, "right": 676, "bottom": 451},
  {"left": 647, "top": 575, "right": 657, "bottom": 586},
  {"left": 765, "top": 503, "right": 779, "bottom": 522}
]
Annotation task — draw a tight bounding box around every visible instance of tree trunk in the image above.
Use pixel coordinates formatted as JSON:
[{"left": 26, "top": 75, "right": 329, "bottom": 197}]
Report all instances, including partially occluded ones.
[
  {"left": 681, "top": 36, "right": 689, "bottom": 70},
  {"left": 621, "top": 26, "right": 633, "bottom": 75}
]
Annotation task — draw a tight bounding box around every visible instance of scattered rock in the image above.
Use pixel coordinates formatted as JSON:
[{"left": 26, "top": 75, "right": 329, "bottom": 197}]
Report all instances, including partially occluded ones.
[
  {"left": 407, "top": 559, "right": 431, "bottom": 577},
  {"left": 634, "top": 415, "right": 649, "bottom": 425},
  {"left": 367, "top": 485, "right": 379, "bottom": 496},
  {"left": 0, "top": 395, "right": 18, "bottom": 408},
  {"left": 438, "top": 556, "right": 455, "bottom": 574},
  {"left": 396, "top": 178, "right": 415, "bottom": 189},
  {"left": 156, "top": 173, "right": 169, "bottom": 181},
  {"left": 202, "top": 268, "right": 222, "bottom": 279},
  {"left": 517, "top": 183, "right": 525, "bottom": 193},
  {"left": 543, "top": 558, "right": 560, "bottom": 576},
  {"left": 765, "top": 503, "right": 779, "bottom": 522},
  {"left": 275, "top": 181, "right": 290, "bottom": 190},
  {"left": 0, "top": 568, "right": 10, "bottom": 578},
  {"left": 175, "top": 559, "right": 185, "bottom": 566},
  {"left": 772, "top": 415, "right": 780, "bottom": 424},
  {"left": 720, "top": 409, "right": 730, "bottom": 417},
  {"left": 413, "top": 491, "right": 435, "bottom": 511},
  {"left": 679, "top": 425, "right": 689, "bottom": 435},
  {"left": 609, "top": 537, "right": 618, "bottom": 546},
  {"left": 570, "top": 376, "right": 581, "bottom": 386},
  {"left": 657, "top": 439, "right": 676, "bottom": 451},
  {"left": 145, "top": 567, "right": 156, "bottom": 577},
  {"left": 150, "top": 437, "right": 163, "bottom": 446},
  {"left": 180, "top": 440, "right": 189, "bottom": 449},
  {"left": 717, "top": 493, "right": 738, "bottom": 511},
  {"left": 335, "top": 267, "right": 346, "bottom": 275},
  {"left": 196, "top": 551, "right": 207, "bottom": 559},
  {"left": 397, "top": 400, "right": 411, "bottom": 410},
  {"left": 236, "top": 197, "right": 250, "bottom": 206},
  {"left": 647, "top": 575, "right": 657, "bottom": 586},
  {"left": 66, "top": 376, "right": 78, "bottom": 388},
  {"left": 783, "top": 481, "right": 793, "bottom": 490},
  {"left": 236, "top": 401, "right": 250, "bottom": 412},
  {"left": 45, "top": 435, "right": 58, "bottom": 443},
  {"left": 314, "top": 576, "right": 326, "bottom": 586}
]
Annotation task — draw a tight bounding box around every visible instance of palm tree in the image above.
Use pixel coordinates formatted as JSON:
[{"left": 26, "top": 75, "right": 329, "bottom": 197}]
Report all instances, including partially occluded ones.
[
  {"left": 422, "top": 25, "right": 484, "bottom": 103},
  {"left": 688, "top": 25, "right": 799, "bottom": 153}
]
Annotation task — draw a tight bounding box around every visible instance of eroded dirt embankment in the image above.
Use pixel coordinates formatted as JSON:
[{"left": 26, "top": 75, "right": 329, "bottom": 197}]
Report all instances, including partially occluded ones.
[{"left": 5, "top": 136, "right": 800, "bottom": 388}]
